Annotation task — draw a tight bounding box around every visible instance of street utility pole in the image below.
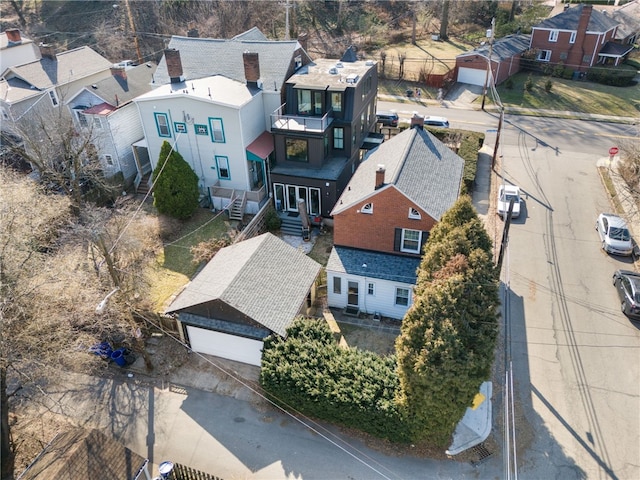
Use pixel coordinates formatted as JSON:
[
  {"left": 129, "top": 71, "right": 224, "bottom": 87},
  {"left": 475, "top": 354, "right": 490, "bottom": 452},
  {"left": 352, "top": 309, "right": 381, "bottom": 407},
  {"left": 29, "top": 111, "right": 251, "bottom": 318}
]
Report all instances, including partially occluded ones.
[{"left": 481, "top": 17, "right": 495, "bottom": 111}]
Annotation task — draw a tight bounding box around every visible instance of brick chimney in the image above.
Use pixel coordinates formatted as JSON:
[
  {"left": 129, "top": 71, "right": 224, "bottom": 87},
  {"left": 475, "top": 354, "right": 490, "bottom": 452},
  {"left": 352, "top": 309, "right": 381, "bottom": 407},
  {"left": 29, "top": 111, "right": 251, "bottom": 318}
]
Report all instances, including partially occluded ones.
[
  {"left": 569, "top": 4, "right": 593, "bottom": 70},
  {"left": 411, "top": 113, "right": 424, "bottom": 130},
  {"left": 6, "top": 29, "right": 22, "bottom": 45},
  {"left": 39, "top": 43, "right": 56, "bottom": 60},
  {"left": 243, "top": 51, "right": 260, "bottom": 87},
  {"left": 110, "top": 66, "right": 127, "bottom": 80},
  {"left": 164, "top": 48, "right": 184, "bottom": 84},
  {"left": 297, "top": 32, "right": 308, "bottom": 51},
  {"left": 375, "top": 165, "right": 386, "bottom": 190}
]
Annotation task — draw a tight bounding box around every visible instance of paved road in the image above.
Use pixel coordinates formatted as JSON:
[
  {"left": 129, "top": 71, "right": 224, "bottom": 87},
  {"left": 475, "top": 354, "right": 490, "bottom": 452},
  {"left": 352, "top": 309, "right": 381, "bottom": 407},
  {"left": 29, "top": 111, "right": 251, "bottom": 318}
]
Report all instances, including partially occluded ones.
[
  {"left": 497, "top": 126, "right": 640, "bottom": 479},
  {"left": 45, "top": 371, "right": 495, "bottom": 479}
]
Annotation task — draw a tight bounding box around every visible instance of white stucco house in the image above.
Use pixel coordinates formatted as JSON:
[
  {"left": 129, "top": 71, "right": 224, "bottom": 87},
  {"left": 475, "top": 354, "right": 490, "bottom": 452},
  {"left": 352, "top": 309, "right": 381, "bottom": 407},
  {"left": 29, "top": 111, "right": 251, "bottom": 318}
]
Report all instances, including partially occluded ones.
[
  {"left": 132, "top": 28, "right": 312, "bottom": 216},
  {"left": 134, "top": 53, "right": 275, "bottom": 214}
]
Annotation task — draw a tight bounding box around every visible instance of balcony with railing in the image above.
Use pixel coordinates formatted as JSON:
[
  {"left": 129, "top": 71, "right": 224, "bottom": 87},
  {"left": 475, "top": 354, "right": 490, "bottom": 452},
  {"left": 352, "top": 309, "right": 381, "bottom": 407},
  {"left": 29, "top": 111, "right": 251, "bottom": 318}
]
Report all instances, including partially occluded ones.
[{"left": 270, "top": 104, "right": 334, "bottom": 133}]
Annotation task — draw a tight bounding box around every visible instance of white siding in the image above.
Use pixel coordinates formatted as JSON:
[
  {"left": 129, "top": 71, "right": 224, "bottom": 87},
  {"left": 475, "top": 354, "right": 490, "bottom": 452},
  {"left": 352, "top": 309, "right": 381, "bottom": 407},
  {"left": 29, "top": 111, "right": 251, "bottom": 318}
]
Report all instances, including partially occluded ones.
[
  {"left": 1, "top": 42, "right": 40, "bottom": 72},
  {"left": 326, "top": 272, "right": 414, "bottom": 320},
  {"left": 136, "top": 94, "right": 263, "bottom": 193},
  {"left": 108, "top": 105, "right": 144, "bottom": 181}
]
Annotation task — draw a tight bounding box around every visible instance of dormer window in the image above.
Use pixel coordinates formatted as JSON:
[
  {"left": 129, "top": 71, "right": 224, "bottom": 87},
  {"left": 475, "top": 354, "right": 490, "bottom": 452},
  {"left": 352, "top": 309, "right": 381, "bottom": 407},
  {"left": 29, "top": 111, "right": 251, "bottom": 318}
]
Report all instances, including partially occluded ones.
[
  {"left": 409, "top": 207, "right": 421, "bottom": 219},
  {"left": 294, "top": 55, "right": 302, "bottom": 70},
  {"left": 361, "top": 203, "right": 373, "bottom": 214}
]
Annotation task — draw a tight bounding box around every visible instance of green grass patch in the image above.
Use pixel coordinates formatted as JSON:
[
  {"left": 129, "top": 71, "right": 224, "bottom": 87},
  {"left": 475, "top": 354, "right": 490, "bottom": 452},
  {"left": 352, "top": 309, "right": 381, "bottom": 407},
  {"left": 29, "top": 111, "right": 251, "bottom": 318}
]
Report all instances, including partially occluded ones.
[
  {"left": 493, "top": 72, "right": 640, "bottom": 116},
  {"left": 160, "top": 209, "right": 229, "bottom": 277},
  {"left": 598, "top": 166, "right": 625, "bottom": 215}
]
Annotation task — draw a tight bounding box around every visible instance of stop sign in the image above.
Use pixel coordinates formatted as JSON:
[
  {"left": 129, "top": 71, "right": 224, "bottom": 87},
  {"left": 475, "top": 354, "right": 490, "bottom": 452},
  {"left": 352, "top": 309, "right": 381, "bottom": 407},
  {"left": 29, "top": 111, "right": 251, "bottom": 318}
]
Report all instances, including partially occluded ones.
[{"left": 609, "top": 147, "right": 619, "bottom": 155}]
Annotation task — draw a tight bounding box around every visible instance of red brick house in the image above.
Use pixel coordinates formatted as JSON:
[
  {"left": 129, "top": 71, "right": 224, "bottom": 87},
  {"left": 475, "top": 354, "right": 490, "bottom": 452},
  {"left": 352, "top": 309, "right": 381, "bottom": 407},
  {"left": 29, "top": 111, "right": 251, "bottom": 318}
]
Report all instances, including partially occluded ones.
[
  {"left": 530, "top": 4, "right": 628, "bottom": 70},
  {"left": 456, "top": 34, "right": 531, "bottom": 86},
  {"left": 326, "top": 125, "right": 464, "bottom": 319}
]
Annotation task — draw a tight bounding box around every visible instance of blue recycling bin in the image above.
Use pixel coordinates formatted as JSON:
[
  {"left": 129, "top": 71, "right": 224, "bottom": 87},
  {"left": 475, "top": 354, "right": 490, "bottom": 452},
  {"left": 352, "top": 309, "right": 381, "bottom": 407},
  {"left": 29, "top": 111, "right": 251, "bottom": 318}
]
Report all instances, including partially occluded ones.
[
  {"left": 90, "top": 342, "right": 113, "bottom": 360},
  {"left": 110, "top": 348, "right": 127, "bottom": 367}
]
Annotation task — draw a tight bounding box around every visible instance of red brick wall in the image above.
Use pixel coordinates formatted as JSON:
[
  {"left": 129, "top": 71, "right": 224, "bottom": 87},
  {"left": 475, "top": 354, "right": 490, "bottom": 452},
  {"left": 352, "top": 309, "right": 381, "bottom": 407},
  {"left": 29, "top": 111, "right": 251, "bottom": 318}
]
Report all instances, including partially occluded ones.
[{"left": 333, "top": 186, "right": 437, "bottom": 254}]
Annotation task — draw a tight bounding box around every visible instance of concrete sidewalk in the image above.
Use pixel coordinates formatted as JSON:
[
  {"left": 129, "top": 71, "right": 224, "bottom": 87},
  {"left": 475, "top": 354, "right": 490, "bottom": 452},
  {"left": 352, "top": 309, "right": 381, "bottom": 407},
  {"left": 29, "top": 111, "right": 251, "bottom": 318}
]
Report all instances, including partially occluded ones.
[{"left": 378, "top": 90, "right": 637, "bottom": 124}]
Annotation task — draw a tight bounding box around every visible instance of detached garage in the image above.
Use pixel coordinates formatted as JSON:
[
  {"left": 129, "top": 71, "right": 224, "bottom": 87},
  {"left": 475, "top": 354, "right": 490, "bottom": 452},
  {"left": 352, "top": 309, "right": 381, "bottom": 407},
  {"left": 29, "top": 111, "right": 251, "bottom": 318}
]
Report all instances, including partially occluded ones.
[
  {"left": 456, "top": 34, "right": 530, "bottom": 86},
  {"left": 166, "top": 232, "right": 321, "bottom": 366}
]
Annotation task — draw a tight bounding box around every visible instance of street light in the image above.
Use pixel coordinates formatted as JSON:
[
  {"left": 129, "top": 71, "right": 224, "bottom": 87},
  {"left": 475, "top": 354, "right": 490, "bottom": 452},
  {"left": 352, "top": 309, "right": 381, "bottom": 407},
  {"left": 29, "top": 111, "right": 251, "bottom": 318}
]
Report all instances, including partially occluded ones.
[{"left": 96, "top": 287, "right": 120, "bottom": 314}]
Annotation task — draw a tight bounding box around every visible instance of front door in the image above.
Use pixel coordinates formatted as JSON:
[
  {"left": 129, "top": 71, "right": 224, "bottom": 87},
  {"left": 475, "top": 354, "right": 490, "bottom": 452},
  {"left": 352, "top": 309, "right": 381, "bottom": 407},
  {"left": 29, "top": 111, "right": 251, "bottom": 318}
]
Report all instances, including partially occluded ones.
[{"left": 347, "top": 281, "right": 359, "bottom": 308}]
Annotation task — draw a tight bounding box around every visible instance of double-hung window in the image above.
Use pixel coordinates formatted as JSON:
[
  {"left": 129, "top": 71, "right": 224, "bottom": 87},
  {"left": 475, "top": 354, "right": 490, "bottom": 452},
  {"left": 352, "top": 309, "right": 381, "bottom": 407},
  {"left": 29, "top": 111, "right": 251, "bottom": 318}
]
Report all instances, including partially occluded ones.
[
  {"left": 401, "top": 229, "right": 421, "bottom": 254},
  {"left": 209, "top": 118, "right": 225, "bottom": 143},
  {"left": 549, "top": 30, "right": 559, "bottom": 42},
  {"left": 215, "top": 156, "right": 230, "bottom": 180},
  {"left": 154, "top": 113, "right": 171, "bottom": 137},
  {"left": 395, "top": 287, "right": 410, "bottom": 307}
]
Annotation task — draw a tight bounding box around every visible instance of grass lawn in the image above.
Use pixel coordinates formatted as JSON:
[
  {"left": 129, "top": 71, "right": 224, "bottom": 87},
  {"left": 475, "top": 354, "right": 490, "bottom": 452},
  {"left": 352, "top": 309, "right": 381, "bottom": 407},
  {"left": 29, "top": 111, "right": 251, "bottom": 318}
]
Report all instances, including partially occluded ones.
[
  {"left": 489, "top": 72, "right": 640, "bottom": 117},
  {"left": 148, "top": 208, "right": 231, "bottom": 310}
]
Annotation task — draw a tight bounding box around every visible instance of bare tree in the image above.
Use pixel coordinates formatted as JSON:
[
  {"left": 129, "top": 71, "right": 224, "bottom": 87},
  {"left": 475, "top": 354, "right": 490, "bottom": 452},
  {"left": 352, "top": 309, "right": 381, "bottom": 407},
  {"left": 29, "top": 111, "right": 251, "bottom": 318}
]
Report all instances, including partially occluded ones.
[
  {"left": 2, "top": 94, "right": 119, "bottom": 215},
  {"left": 439, "top": 0, "right": 450, "bottom": 40},
  {"left": 0, "top": 169, "right": 163, "bottom": 479}
]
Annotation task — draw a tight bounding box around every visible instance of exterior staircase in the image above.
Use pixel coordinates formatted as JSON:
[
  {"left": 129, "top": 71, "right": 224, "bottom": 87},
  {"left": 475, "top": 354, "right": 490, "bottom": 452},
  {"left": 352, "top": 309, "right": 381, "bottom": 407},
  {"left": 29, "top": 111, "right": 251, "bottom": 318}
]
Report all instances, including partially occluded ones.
[
  {"left": 136, "top": 172, "right": 152, "bottom": 196},
  {"left": 279, "top": 211, "right": 304, "bottom": 236},
  {"left": 227, "top": 191, "right": 246, "bottom": 221}
]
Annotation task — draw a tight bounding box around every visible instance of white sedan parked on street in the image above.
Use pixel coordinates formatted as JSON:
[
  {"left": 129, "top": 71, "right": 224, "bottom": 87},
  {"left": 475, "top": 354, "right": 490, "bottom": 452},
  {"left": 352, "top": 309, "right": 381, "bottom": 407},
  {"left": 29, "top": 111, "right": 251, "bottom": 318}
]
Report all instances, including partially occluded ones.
[
  {"left": 596, "top": 213, "right": 633, "bottom": 256},
  {"left": 497, "top": 184, "right": 521, "bottom": 219}
]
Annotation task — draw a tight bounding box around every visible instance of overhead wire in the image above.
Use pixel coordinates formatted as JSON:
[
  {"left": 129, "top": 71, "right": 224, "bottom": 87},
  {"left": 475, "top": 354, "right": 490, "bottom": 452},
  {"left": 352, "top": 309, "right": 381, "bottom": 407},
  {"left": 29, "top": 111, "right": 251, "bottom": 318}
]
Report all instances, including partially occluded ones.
[{"left": 134, "top": 309, "right": 401, "bottom": 480}]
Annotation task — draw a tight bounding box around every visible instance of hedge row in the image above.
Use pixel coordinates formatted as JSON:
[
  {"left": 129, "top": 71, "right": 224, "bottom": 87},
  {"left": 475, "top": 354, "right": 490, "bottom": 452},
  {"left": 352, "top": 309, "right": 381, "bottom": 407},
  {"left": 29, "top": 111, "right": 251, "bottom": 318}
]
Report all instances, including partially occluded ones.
[{"left": 260, "top": 319, "right": 411, "bottom": 443}]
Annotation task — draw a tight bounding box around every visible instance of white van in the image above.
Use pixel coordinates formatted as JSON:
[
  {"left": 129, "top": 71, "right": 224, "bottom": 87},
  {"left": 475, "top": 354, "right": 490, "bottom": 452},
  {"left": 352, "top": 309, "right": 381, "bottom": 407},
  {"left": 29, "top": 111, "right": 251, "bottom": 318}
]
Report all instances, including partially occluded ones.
[{"left": 423, "top": 116, "right": 450, "bottom": 128}]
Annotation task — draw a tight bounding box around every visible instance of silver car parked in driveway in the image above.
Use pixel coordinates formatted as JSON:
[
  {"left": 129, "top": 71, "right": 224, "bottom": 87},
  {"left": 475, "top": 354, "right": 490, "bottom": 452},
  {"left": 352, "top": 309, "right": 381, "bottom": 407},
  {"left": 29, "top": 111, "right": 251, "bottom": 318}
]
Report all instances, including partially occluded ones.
[{"left": 596, "top": 213, "right": 633, "bottom": 256}]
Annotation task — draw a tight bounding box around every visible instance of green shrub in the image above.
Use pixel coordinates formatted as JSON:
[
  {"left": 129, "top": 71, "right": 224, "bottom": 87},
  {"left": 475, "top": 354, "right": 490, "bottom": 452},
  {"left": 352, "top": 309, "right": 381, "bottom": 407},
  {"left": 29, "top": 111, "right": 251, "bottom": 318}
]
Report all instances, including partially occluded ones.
[
  {"left": 524, "top": 74, "right": 534, "bottom": 92},
  {"left": 586, "top": 64, "right": 636, "bottom": 87},
  {"left": 545, "top": 79, "right": 553, "bottom": 92},
  {"left": 260, "top": 318, "right": 411, "bottom": 443},
  {"left": 152, "top": 141, "right": 199, "bottom": 219},
  {"left": 264, "top": 207, "right": 282, "bottom": 232}
]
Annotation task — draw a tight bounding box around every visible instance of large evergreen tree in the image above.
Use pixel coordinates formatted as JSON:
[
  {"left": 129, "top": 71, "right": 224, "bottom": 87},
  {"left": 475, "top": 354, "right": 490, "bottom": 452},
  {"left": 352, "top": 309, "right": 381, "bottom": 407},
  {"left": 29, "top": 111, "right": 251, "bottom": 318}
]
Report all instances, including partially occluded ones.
[
  {"left": 395, "top": 196, "right": 500, "bottom": 446},
  {"left": 152, "top": 141, "right": 199, "bottom": 219}
]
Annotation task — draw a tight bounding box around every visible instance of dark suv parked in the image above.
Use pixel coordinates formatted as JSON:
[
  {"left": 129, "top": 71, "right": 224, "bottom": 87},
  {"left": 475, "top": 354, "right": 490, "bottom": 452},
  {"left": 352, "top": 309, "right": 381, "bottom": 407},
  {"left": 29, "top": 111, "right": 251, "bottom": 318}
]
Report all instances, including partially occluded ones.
[{"left": 376, "top": 111, "right": 399, "bottom": 127}]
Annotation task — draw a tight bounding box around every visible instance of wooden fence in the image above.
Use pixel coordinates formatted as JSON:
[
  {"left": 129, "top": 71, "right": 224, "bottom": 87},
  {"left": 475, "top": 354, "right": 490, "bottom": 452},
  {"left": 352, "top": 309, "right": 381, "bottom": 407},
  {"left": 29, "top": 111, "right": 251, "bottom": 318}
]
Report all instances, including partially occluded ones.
[{"left": 169, "top": 463, "right": 224, "bottom": 480}]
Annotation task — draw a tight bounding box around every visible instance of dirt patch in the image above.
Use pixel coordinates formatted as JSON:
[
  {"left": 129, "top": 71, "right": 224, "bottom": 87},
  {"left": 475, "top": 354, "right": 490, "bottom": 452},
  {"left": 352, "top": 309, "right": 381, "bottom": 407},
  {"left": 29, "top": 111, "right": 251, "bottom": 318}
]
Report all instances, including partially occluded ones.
[{"left": 338, "top": 323, "right": 398, "bottom": 356}]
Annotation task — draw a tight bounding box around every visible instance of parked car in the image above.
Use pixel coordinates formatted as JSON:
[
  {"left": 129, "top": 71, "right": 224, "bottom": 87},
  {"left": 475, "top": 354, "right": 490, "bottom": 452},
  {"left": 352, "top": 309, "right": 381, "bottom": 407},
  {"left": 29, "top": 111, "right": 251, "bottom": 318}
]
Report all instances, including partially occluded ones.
[
  {"left": 596, "top": 213, "right": 633, "bottom": 256},
  {"left": 423, "top": 116, "right": 450, "bottom": 128},
  {"left": 612, "top": 269, "right": 640, "bottom": 319},
  {"left": 376, "top": 111, "right": 399, "bottom": 127},
  {"left": 497, "top": 184, "right": 521, "bottom": 219}
]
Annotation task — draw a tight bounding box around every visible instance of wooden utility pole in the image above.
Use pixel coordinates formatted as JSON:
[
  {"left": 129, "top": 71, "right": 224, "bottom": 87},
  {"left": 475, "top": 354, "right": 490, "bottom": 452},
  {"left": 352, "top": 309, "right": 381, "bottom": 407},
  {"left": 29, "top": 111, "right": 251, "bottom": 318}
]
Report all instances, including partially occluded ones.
[
  {"left": 481, "top": 17, "right": 495, "bottom": 111},
  {"left": 124, "top": 0, "right": 143, "bottom": 64},
  {"left": 492, "top": 107, "right": 504, "bottom": 169}
]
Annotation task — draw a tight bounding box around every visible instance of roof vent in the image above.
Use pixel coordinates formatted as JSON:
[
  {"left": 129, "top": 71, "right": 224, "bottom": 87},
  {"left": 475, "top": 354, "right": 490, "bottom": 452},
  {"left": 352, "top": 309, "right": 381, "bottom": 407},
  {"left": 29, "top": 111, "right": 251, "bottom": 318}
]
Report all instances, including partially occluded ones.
[
  {"left": 329, "top": 67, "right": 338, "bottom": 74},
  {"left": 365, "top": 60, "right": 374, "bottom": 66},
  {"left": 345, "top": 73, "right": 359, "bottom": 84},
  {"left": 335, "top": 62, "right": 344, "bottom": 68}
]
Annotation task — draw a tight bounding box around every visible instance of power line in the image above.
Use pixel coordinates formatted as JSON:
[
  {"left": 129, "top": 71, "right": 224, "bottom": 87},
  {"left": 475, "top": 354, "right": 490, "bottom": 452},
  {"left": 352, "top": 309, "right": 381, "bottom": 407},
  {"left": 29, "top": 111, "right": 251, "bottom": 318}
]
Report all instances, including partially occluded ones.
[{"left": 134, "top": 310, "right": 401, "bottom": 480}]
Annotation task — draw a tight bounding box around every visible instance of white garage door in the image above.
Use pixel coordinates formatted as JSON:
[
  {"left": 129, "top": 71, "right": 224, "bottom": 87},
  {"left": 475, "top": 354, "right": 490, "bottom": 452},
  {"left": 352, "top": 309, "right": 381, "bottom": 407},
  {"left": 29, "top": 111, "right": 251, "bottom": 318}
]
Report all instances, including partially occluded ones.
[
  {"left": 457, "top": 67, "right": 487, "bottom": 86},
  {"left": 186, "top": 326, "right": 263, "bottom": 366}
]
